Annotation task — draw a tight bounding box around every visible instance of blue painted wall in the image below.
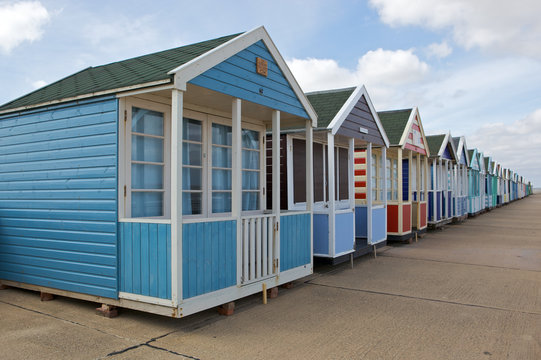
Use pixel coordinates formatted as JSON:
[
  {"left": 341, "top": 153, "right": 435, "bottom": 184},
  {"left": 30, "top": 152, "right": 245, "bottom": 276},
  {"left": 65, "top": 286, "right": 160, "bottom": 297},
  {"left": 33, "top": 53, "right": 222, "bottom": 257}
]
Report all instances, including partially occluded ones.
[
  {"left": 460, "top": 149, "right": 467, "bottom": 165},
  {"left": 182, "top": 220, "right": 236, "bottom": 299},
  {"left": 190, "top": 40, "right": 309, "bottom": 119},
  {"left": 371, "top": 207, "right": 386, "bottom": 244},
  {"left": 442, "top": 145, "right": 452, "bottom": 160},
  {"left": 119, "top": 222, "right": 171, "bottom": 299},
  {"left": 0, "top": 97, "right": 118, "bottom": 299},
  {"left": 334, "top": 212, "right": 354, "bottom": 255},
  {"left": 281, "top": 213, "right": 311, "bottom": 271},
  {"left": 313, "top": 213, "right": 329, "bottom": 256},
  {"left": 428, "top": 192, "right": 434, "bottom": 221},
  {"left": 354, "top": 206, "right": 368, "bottom": 238},
  {"left": 402, "top": 159, "right": 409, "bottom": 201},
  {"left": 437, "top": 192, "right": 441, "bottom": 220}
]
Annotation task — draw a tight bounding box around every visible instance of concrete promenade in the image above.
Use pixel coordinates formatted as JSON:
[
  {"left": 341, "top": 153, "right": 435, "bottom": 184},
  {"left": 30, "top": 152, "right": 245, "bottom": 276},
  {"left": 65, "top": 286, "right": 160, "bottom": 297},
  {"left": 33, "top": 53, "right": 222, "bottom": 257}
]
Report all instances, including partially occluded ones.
[{"left": 1, "top": 195, "right": 540, "bottom": 359}]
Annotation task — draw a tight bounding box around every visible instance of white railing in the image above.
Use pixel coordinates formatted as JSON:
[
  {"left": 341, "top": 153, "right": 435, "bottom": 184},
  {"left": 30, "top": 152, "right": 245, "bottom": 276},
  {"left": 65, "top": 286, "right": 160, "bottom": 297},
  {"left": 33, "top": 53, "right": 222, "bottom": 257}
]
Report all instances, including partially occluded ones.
[{"left": 240, "top": 214, "right": 277, "bottom": 285}]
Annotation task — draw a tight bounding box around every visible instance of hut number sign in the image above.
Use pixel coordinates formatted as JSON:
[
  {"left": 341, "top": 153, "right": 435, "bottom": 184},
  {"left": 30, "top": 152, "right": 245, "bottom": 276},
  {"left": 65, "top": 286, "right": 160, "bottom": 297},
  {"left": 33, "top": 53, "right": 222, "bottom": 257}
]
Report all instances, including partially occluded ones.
[{"left": 256, "top": 57, "right": 268, "bottom": 77}]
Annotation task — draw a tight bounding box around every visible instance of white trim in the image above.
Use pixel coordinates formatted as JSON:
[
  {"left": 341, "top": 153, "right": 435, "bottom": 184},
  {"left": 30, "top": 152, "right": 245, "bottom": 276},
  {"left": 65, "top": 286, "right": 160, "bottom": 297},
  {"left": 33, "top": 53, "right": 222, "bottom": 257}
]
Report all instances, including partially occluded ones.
[
  {"left": 327, "top": 133, "right": 336, "bottom": 257},
  {"left": 232, "top": 98, "right": 242, "bottom": 286},
  {"left": 118, "top": 218, "right": 172, "bottom": 224},
  {"left": 116, "top": 84, "right": 175, "bottom": 98},
  {"left": 171, "top": 89, "right": 183, "bottom": 305},
  {"left": 119, "top": 292, "right": 174, "bottom": 307},
  {"left": 272, "top": 110, "right": 281, "bottom": 273},
  {"left": 366, "top": 143, "right": 373, "bottom": 244},
  {"left": 0, "top": 79, "right": 172, "bottom": 116},
  {"left": 169, "top": 26, "right": 318, "bottom": 126}
]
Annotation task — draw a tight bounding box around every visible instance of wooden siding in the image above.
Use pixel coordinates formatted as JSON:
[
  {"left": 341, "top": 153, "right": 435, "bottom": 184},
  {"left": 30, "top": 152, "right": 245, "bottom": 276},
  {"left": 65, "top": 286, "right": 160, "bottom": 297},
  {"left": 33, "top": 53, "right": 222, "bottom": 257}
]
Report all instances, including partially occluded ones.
[
  {"left": 336, "top": 95, "right": 385, "bottom": 145},
  {"left": 0, "top": 97, "right": 118, "bottom": 299},
  {"left": 182, "top": 220, "right": 236, "bottom": 299},
  {"left": 189, "top": 40, "right": 309, "bottom": 119},
  {"left": 313, "top": 213, "right": 329, "bottom": 255},
  {"left": 442, "top": 145, "right": 452, "bottom": 160},
  {"left": 280, "top": 213, "right": 311, "bottom": 270},
  {"left": 354, "top": 206, "right": 368, "bottom": 238},
  {"left": 119, "top": 222, "right": 171, "bottom": 299},
  {"left": 266, "top": 134, "right": 287, "bottom": 210},
  {"left": 372, "top": 207, "right": 386, "bottom": 244},
  {"left": 334, "top": 212, "right": 354, "bottom": 254}
]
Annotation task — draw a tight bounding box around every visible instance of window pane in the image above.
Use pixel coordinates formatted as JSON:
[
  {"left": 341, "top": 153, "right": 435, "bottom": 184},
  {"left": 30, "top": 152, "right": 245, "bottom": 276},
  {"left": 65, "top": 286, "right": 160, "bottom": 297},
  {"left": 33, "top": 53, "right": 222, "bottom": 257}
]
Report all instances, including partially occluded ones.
[
  {"left": 183, "top": 118, "right": 202, "bottom": 141},
  {"left": 212, "top": 192, "right": 231, "bottom": 213},
  {"left": 212, "top": 146, "right": 232, "bottom": 168},
  {"left": 242, "top": 192, "right": 259, "bottom": 211},
  {"left": 242, "top": 129, "right": 259, "bottom": 149},
  {"left": 182, "top": 167, "right": 202, "bottom": 190},
  {"left": 132, "top": 192, "right": 163, "bottom": 217},
  {"left": 182, "top": 142, "right": 202, "bottom": 166},
  {"left": 242, "top": 150, "right": 260, "bottom": 170},
  {"left": 212, "top": 169, "right": 232, "bottom": 190},
  {"left": 242, "top": 171, "right": 259, "bottom": 190},
  {"left": 293, "top": 139, "right": 307, "bottom": 203},
  {"left": 132, "top": 164, "right": 163, "bottom": 189},
  {"left": 132, "top": 135, "right": 163, "bottom": 162},
  {"left": 387, "top": 190, "right": 392, "bottom": 200},
  {"left": 132, "top": 107, "right": 163, "bottom": 136},
  {"left": 339, "top": 148, "right": 348, "bottom": 200},
  {"left": 212, "top": 123, "right": 232, "bottom": 146},
  {"left": 182, "top": 192, "right": 202, "bottom": 215}
]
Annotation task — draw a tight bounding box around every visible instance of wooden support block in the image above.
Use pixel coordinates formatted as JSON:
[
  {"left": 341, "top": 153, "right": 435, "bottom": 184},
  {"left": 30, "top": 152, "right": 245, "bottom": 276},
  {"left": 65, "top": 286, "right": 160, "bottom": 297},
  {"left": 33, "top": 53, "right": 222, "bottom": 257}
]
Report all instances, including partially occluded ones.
[
  {"left": 217, "top": 301, "right": 235, "bottom": 316},
  {"left": 281, "top": 282, "right": 293, "bottom": 289},
  {"left": 96, "top": 304, "right": 118, "bottom": 318},
  {"left": 267, "top": 287, "right": 278, "bottom": 299},
  {"left": 0, "top": 284, "right": 9, "bottom": 290},
  {"left": 40, "top": 292, "right": 55, "bottom": 301}
]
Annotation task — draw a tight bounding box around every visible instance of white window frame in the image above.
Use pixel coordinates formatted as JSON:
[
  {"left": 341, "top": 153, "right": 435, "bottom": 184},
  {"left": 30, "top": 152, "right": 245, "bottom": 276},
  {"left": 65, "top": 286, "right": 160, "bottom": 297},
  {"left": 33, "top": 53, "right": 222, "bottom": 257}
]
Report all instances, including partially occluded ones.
[
  {"left": 182, "top": 111, "right": 266, "bottom": 219},
  {"left": 119, "top": 97, "right": 171, "bottom": 220}
]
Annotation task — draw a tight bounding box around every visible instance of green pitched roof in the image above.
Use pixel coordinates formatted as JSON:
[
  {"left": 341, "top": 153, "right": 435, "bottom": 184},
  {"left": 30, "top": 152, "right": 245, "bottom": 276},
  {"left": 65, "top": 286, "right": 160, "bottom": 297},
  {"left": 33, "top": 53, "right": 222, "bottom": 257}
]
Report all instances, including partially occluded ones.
[
  {"left": 451, "top": 136, "right": 460, "bottom": 150},
  {"left": 484, "top": 157, "right": 490, "bottom": 171},
  {"left": 378, "top": 109, "right": 412, "bottom": 145},
  {"left": 0, "top": 33, "right": 242, "bottom": 112},
  {"left": 426, "top": 134, "right": 445, "bottom": 156},
  {"left": 306, "top": 87, "right": 355, "bottom": 129}
]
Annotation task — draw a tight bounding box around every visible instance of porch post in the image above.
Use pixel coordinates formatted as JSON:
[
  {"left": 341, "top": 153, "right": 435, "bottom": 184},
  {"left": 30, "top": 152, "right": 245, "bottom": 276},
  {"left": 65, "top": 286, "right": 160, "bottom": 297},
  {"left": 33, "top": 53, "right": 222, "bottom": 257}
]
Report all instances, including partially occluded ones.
[
  {"left": 272, "top": 111, "right": 280, "bottom": 272},
  {"left": 348, "top": 138, "right": 355, "bottom": 211},
  {"left": 232, "top": 98, "right": 242, "bottom": 284},
  {"left": 424, "top": 156, "right": 428, "bottom": 204},
  {"left": 382, "top": 147, "right": 387, "bottom": 236},
  {"left": 432, "top": 158, "right": 437, "bottom": 221},
  {"left": 327, "top": 133, "right": 335, "bottom": 257},
  {"left": 171, "top": 88, "right": 183, "bottom": 306},
  {"left": 397, "top": 148, "right": 403, "bottom": 232},
  {"left": 306, "top": 120, "right": 314, "bottom": 264},
  {"left": 366, "top": 143, "right": 373, "bottom": 244}
]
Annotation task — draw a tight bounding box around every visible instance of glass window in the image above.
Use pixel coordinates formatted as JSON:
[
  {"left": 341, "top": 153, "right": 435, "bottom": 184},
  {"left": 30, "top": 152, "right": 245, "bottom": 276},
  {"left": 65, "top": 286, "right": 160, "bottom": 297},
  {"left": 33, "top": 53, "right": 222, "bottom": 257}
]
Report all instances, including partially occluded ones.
[
  {"left": 242, "top": 129, "right": 260, "bottom": 211},
  {"left": 182, "top": 118, "right": 203, "bottom": 215},
  {"left": 131, "top": 107, "right": 165, "bottom": 217},
  {"left": 211, "top": 123, "right": 232, "bottom": 213},
  {"left": 371, "top": 153, "right": 377, "bottom": 201}
]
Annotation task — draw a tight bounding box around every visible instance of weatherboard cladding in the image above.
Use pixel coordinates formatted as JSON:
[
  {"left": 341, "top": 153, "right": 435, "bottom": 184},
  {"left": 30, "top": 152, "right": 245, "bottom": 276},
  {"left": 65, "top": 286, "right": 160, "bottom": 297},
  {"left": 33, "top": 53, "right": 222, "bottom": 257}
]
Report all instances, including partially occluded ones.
[
  {"left": 0, "top": 96, "right": 118, "bottom": 298},
  {"left": 0, "top": 34, "right": 240, "bottom": 112},
  {"left": 442, "top": 145, "right": 452, "bottom": 160},
  {"left": 378, "top": 109, "right": 412, "bottom": 145},
  {"left": 190, "top": 40, "right": 308, "bottom": 118},
  {"left": 306, "top": 88, "right": 385, "bottom": 145}
]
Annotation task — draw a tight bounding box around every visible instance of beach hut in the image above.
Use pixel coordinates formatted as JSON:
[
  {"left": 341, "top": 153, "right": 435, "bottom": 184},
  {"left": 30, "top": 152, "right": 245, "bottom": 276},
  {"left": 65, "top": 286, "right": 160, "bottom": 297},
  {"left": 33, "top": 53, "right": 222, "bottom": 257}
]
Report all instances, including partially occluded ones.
[
  {"left": 378, "top": 108, "right": 429, "bottom": 241},
  {"left": 451, "top": 136, "right": 469, "bottom": 220},
  {"left": 426, "top": 133, "right": 458, "bottom": 227},
  {"left": 271, "top": 86, "right": 389, "bottom": 263},
  {"left": 478, "top": 152, "right": 486, "bottom": 211},
  {"left": 0, "top": 27, "right": 318, "bottom": 317},
  {"left": 503, "top": 168, "right": 510, "bottom": 204},
  {"left": 467, "top": 149, "right": 483, "bottom": 215},
  {"left": 483, "top": 155, "right": 495, "bottom": 209}
]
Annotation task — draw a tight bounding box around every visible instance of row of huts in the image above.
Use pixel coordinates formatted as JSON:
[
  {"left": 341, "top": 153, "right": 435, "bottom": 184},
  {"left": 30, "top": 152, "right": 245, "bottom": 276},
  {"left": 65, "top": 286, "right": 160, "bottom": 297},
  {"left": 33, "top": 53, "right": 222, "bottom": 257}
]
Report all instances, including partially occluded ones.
[{"left": 0, "top": 27, "right": 533, "bottom": 318}]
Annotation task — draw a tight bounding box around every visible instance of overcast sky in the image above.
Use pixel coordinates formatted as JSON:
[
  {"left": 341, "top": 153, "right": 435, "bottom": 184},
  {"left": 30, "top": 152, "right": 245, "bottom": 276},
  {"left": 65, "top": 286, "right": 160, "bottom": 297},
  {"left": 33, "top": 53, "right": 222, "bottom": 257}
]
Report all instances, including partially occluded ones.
[{"left": 1, "top": 0, "right": 539, "bottom": 185}]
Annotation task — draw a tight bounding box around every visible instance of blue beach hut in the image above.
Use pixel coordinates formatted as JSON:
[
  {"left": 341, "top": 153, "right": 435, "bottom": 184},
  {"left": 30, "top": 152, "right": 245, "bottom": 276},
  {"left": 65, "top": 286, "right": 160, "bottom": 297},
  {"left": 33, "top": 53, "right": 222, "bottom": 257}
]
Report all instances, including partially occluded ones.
[
  {"left": 451, "top": 136, "right": 469, "bottom": 221},
  {"left": 0, "top": 27, "right": 317, "bottom": 317}
]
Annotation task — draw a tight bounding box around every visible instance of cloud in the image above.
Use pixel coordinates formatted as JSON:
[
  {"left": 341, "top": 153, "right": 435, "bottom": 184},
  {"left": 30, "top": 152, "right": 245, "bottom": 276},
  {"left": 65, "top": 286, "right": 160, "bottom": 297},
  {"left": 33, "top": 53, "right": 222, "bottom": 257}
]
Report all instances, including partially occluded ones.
[
  {"left": 0, "top": 1, "right": 50, "bottom": 54},
  {"left": 369, "top": 0, "right": 541, "bottom": 58},
  {"left": 468, "top": 109, "right": 541, "bottom": 184},
  {"left": 31, "top": 80, "right": 47, "bottom": 89},
  {"left": 426, "top": 41, "right": 452, "bottom": 59},
  {"left": 288, "top": 48, "right": 429, "bottom": 108}
]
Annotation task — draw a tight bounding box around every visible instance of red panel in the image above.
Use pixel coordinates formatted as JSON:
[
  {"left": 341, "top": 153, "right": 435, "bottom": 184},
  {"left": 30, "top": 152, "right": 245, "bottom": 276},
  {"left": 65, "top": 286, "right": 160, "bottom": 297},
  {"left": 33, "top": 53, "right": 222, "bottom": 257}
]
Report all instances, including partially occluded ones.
[
  {"left": 354, "top": 157, "right": 366, "bottom": 164},
  {"left": 420, "top": 202, "right": 427, "bottom": 228},
  {"left": 387, "top": 204, "right": 399, "bottom": 233},
  {"left": 404, "top": 143, "right": 427, "bottom": 155},
  {"left": 354, "top": 169, "right": 366, "bottom": 176},
  {"left": 355, "top": 149, "right": 366, "bottom": 153},
  {"left": 408, "top": 133, "right": 413, "bottom": 139},
  {"left": 412, "top": 123, "right": 420, "bottom": 131},
  {"left": 355, "top": 181, "right": 366, "bottom": 187},
  {"left": 355, "top": 193, "right": 366, "bottom": 199},
  {"left": 402, "top": 203, "right": 411, "bottom": 233}
]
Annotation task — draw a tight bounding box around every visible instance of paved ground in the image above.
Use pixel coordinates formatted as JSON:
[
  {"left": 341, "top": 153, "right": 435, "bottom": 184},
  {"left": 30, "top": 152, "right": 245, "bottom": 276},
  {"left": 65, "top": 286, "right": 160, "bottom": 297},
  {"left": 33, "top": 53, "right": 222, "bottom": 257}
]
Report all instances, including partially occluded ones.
[{"left": 1, "top": 195, "right": 540, "bottom": 359}]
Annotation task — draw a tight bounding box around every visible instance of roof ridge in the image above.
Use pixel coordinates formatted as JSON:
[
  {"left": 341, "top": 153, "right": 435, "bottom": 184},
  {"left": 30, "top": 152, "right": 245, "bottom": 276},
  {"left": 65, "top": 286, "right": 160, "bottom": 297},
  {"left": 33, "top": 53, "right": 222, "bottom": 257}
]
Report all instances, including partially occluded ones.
[
  {"left": 306, "top": 86, "right": 356, "bottom": 96},
  {"left": 378, "top": 108, "right": 412, "bottom": 114}
]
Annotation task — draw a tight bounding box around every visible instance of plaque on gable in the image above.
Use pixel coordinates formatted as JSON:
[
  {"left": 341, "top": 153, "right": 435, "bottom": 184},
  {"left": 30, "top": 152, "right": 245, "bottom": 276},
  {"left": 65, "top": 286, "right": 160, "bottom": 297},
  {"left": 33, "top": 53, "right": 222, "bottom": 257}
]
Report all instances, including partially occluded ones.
[{"left": 256, "top": 57, "right": 268, "bottom": 77}]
